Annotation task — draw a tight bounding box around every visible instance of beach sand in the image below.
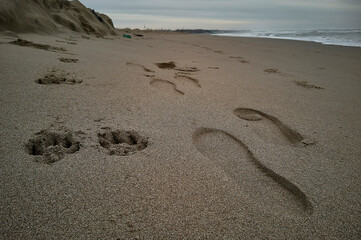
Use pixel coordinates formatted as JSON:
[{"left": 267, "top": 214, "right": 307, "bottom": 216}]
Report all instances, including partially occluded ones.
[{"left": 0, "top": 31, "right": 361, "bottom": 239}]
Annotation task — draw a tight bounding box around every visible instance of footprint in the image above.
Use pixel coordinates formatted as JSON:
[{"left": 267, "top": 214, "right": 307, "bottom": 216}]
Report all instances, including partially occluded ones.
[
  {"left": 264, "top": 68, "right": 280, "bottom": 73},
  {"left": 175, "top": 66, "right": 200, "bottom": 73},
  {"left": 193, "top": 128, "right": 313, "bottom": 215},
  {"left": 25, "top": 128, "right": 80, "bottom": 164},
  {"left": 126, "top": 62, "right": 155, "bottom": 73},
  {"left": 150, "top": 79, "right": 184, "bottom": 95},
  {"left": 214, "top": 50, "right": 224, "bottom": 54},
  {"left": 174, "top": 74, "right": 201, "bottom": 88},
  {"left": 294, "top": 81, "right": 324, "bottom": 90},
  {"left": 98, "top": 129, "right": 148, "bottom": 156},
  {"left": 35, "top": 69, "right": 82, "bottom": 85},
  {"left": 10, "top": 39, "right": 67, "bottom": 52},
  {"left": 233, "top": 108, "right": 303, "bottom": 145}
]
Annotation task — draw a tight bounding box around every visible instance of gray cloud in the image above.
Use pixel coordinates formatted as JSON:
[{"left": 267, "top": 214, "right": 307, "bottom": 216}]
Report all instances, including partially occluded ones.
[{"left": 80, "top": 0, "right": 361, "bottom": 30}]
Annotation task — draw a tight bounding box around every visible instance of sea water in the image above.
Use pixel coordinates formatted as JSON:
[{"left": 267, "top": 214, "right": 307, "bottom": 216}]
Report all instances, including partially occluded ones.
[{"left": 214, "top": 29, "right": 361, "bottom": 47}]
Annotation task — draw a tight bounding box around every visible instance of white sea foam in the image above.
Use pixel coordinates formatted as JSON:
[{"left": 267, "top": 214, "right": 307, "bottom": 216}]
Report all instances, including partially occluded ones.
[{"left": 214, "top": 29, "right": 361, "bottom": 47}]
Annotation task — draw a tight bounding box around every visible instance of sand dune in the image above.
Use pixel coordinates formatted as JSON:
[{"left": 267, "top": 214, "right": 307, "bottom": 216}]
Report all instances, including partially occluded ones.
[{"left": 0, "top": 0, "right": 116, "bottom": 36}]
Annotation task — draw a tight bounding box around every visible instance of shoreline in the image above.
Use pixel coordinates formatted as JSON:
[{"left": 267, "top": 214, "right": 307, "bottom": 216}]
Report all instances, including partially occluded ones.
[{"left": 213, "top": 29, "right": 361, "bottom": 48}]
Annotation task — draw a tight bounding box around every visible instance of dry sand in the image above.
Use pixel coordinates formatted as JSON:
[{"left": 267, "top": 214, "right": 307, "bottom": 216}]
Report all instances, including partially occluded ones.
[{"left": 0, "top": 30, "right": 361, "bottom": 239}]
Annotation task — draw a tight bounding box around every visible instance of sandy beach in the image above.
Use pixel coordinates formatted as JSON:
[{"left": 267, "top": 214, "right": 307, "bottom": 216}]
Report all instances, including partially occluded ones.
[{"left": 0, "top": 28, "right": 361, "bottom": 239}]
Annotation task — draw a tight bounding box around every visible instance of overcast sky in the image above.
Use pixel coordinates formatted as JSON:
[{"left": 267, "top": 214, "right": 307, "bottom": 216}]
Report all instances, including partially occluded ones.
[{"left": 80, "top": 0, "right": 361, "bottom": 30}]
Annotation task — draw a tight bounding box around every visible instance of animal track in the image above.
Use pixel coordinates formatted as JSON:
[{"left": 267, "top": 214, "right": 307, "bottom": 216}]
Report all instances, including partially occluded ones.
[
  {"left": 233, "top": 108, "right": 303, "bottom": 145},
  {"left": 193, "top": 128, "right": 313, "bottom": 215},
  {"left": 174, "top": 74, "right": 201, "bottom": 88},
  {"left": 98, "top": 129, "right": 148, "bottom": 156},
  {"left": 25, "top": 128, "right": 80, "bottom": 164},
  {"left": 36, "top": 69, "right": 82, "bottom": 85},
  {"left": 126, "top": 62, "right": 155, "bottom": 73},
  {"left": 150, "top": 79, "right": 184, "bottom": 95}
]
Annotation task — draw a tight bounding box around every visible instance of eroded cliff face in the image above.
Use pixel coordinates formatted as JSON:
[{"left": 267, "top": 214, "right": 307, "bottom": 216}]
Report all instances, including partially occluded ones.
[{"left": 0, "top": 0, "right": 116, "bottom": 36}]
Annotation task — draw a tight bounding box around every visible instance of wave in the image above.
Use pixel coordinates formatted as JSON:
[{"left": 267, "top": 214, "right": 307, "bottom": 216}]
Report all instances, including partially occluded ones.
[{"left": 214, "top": 29, "right": 361, "bottom": 47}]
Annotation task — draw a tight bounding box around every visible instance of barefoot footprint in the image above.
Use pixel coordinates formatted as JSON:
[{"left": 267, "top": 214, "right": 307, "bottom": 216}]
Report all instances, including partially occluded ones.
[
  {"left": 233, "top": 108, "right": 303, "bottom": 145},
  {"left": 193, "top": 128, "right": 313, "bottom": 215}
]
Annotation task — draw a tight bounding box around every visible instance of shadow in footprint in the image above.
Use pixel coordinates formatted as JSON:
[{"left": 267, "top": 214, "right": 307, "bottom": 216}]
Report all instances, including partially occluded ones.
[
  {"left": 155, "top": 61, "right": 176, "bottom": 69},
  {"left": 233, "top": 108, "right": 303, "bottom": 145},
  {"left": 150, "top": 79, "right": 184, "bottom": 95},
  {"left": 193, "top": 128, "right": 313, "bottom": 215}
]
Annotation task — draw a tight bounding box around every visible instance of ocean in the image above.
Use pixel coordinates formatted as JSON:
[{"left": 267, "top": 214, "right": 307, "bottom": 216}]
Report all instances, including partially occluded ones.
[{"left": 214, "top": 29, "right": 361, "bottom": 47}]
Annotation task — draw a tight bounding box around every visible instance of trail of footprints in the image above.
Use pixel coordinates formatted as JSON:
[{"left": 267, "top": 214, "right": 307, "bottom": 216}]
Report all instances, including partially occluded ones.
[
  {"left": 21, "top": 37, "right": 314, "bottom": 217},
  {"left": 26, "top": 127, "right": 149, "bottom": 163},
  {"left": 126, "top": 61, "right": 202, "bottom": 96},
  {"left": 193, "top": 108, "right": 314, "bottom": 215}
]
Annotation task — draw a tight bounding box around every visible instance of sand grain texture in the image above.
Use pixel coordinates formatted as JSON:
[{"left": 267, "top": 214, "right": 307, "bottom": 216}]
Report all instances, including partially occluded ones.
[{"left": 1, "top": 29, "right": 361, "bottom": 239}]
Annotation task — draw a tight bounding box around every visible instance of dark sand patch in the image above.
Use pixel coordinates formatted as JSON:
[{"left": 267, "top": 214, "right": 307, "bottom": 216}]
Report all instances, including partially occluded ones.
[
  {"left": 264, "top": 68, "right": 281, "bottom": 73},
  {"left": 56, "top": 40, "right": 77, "bottom": 45},
  {"left": 193, "top": 127, "right": 313, "bottom": 215},
  {"left": 144, "top": 74, "right": 155, "bottom": 78},
  {"left": 10, "top": 39, "right": 67, "bottom": 52},
  {"left": 294, "top": 81, "right": 324, "bottom": 89},
  {"left": 59, "top": 57, "right": 78, "bottom": 63},
  {"left": 98, "top": 129, "right": 148, "bottom": 156},
  {"left": 155, "top": 61, "right": 176, "bottom": 69},
  {"left": 25, "top": 128, "right": 80, "bottom": 164},
  {"left": 230, "top": 56, "right": 244, "bottom": 60}
]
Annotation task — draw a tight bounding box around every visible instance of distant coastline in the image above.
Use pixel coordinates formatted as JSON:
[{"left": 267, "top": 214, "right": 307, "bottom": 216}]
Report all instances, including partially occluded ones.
[
  {"left": 172, "top": 29, "right": 361, "bottom": 48},
  {"left": 174, "top": 29, "right": 239, "bottom": 34}
]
